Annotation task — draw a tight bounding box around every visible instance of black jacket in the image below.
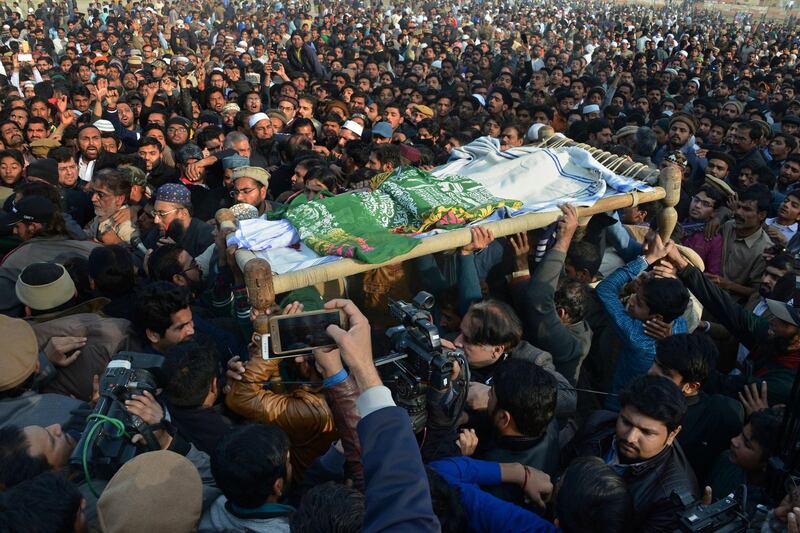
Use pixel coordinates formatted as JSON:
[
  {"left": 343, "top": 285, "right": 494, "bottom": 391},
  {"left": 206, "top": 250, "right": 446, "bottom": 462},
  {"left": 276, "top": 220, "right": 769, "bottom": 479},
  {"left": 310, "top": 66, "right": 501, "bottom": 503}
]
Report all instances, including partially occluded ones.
[
  {"left": 563, "top": 410, "right": 699, "bottom": 532},
  {"left": 678, "top": 392, "right": 743, "bottom": 484},
  {"left": 478, "top": 418, "right": 560, "bottom": 505},
  {"left": 148, "top": 160, "right": 179, "bottom": 189},
  {"left": 167, "top": 403, "right": 233, "bottom": 455}
]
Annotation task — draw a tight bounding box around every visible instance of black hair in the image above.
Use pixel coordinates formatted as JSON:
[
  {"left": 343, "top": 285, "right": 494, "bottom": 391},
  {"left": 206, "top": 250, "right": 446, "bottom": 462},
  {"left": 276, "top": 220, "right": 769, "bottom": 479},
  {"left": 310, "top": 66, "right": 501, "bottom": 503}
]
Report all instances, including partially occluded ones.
[
  {"left": 739, "top": 183, "right": 772, "bottom": 213},
  {"left": 146, "top": 243, "right": 185, "bottom": 283},
  {"left": 747, "top": 406, "right": 784, "bottom": 461},
  {"left": 530, "top": 104, "right": 554, "bottom": 121},
  {"left": 132, "top": 281, "right": 191, "bottom": 338},
  {"left": 70, "top": 85, "right": 91, "bottom": 99},
  {"left": 196, "top": 125, "right": 224, "bottom": 147},
  {"left": 425, "top": 467, "right": 469, "bottom": 533},
  {"left": 587, "top": 118, "right": 611, "bottom": 135},
  {"left": 492, "top": 358, "right": 556, "bottom": 437},
  {"left": 655, "top": 333, "right": 717, "bottom": 385},
  {"left": 62, "top": 256, "right": 91, "bottom": 305},
  {"left": 25, "top": 115, "right": 50, "bottom": 131},
  {"left": 211, "top": 424, "right": 290, "bottom": 508},
  {"left": 290, "top": 481, "right": 365, "bottom": 533},
  {"left": 641, "top": 277, "right": 690, "bottom": 322},
  {"left": 138, "top": 135, "right": 163, "bottom": 152},
  {"left": 290, "top": 117, "right": 315, "bottom": 136},
  {"left": 0, "top": 148, "right": 24, "bottom": 166},
  {"left": 556, "top": 456, "right": 633, "bottom": 533},
  {"left": 343, "top": 140, "right": 371, "bottom": 166},
  {"left": 76, "top": 123, "right": 101, "bottom": 138},
  {"left": 566, "top": 240, "right": 602, "bottom": 278},
  {"left": 463, "top": 300, "right": 522, "bottom": 351},
  {"left": 697, "top": 185, "right": 726, "bottom": 209},
  {"left": 87, "top": 244, "right": 135, "bottom": 298},
  {"left": 164, "top": 340, "right": 218, "bottom": 408},
  {"left": 555, "top": 279, "right": 588, "bottom": 323},
  {"left": 0, "top": 472, "right": 83, "bottom": 530},
  {"left": 303, "top": 164, "right": 339, "bottom": 193},
  {"left": 48, "top": 146, "right": 74, "bottom": 164},
  {"left": 370, "top": 143, "right": 404, "bottom": 169},
  {"left": 739, "top": 120, "right": 764, "bottom": 142},
  {"left": 0, "top": 426, "right": 50, "bottom": 489},
  {"left": 619, "top": 375, "right": 687, "bottom": 433},
  {"left": 775, "top": 133, "right": 799, "bottom": 152}
]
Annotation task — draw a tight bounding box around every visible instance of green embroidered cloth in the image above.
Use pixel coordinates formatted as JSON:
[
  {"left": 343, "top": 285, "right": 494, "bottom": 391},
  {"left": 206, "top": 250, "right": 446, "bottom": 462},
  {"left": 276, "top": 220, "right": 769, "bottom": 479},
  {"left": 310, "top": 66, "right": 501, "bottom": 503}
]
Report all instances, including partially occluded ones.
[{"left": 283, "top": 167, "right": 521, "bottom": 263}]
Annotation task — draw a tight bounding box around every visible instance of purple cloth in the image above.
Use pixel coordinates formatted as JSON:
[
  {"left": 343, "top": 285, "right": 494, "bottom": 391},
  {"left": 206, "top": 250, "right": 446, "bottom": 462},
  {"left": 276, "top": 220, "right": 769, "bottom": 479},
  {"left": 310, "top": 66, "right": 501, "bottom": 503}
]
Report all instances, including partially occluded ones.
[{"left": 682, "top": 231, "right": 723, "bottom": 275}]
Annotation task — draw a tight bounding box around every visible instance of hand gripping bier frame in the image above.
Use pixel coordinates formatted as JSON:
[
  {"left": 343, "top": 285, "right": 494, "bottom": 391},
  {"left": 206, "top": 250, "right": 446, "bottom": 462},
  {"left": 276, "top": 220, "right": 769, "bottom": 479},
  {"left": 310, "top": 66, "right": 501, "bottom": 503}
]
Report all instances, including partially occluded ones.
[{"left": 233, "top": 131, "right": 685, "bottom": 345}]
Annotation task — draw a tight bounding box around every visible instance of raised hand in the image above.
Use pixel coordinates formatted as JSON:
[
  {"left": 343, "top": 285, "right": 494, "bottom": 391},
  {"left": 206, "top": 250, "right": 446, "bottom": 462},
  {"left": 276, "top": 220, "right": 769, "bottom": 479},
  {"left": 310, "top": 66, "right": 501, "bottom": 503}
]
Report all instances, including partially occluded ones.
[
  {"left": 739, "top": 381, "right": 770, "bottom": 417},
  {"left": 556, "top": 203, "right": 579, "bottom": 243},
  {"left": 508, "top": 232, "right": 530, "bottom": 272},
  {"left": 96, "top": 77, "right": 109, "bottom": 100}
]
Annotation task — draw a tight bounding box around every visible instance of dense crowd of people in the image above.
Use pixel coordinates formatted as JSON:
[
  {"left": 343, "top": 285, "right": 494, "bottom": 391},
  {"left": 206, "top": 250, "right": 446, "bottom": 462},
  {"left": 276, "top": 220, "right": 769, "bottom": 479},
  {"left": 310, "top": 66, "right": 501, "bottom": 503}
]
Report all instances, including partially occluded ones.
[{"left": 0, "top": 0, "right": 800, "bottom": 531}]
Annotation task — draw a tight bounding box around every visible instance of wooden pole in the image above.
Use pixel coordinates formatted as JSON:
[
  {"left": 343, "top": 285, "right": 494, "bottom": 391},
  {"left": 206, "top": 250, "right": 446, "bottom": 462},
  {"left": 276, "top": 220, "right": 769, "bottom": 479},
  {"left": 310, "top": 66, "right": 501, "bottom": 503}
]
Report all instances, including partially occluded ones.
[
  {"left": 232, "top": 139, "right": 682, "bottom": 294},
  {"left": 658, "top": 165, "right": 682, "bottom": 242},
  {"left": 236, "top": 185, "right": 669, "bottom": 295}
]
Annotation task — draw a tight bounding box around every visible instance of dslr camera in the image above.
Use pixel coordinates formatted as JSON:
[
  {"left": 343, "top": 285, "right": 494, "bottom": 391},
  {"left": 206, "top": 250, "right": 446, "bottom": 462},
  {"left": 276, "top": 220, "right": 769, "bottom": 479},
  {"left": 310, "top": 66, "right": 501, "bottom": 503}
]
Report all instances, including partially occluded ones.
[
  {"left": 70, "top": 352, "right": 169, "bottom": 480},
  {"left": 376, "top": 292, "right": 468, "bottom": 432}
]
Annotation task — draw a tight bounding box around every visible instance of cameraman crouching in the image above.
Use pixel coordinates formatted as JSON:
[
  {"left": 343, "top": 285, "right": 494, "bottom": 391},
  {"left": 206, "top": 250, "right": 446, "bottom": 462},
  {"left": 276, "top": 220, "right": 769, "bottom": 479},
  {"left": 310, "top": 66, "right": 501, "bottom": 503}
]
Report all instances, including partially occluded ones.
[
  {"left": 448, "top": 300, "right": 576, "bottom": 419},
  {"left": 0, "top": 388, "right": 206, "bottom": 526}
]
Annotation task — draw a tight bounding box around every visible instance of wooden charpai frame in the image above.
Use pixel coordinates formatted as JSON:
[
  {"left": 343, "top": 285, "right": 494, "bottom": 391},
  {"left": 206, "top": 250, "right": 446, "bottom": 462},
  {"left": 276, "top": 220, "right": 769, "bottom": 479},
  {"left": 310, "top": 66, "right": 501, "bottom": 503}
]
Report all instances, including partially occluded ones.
[{"left": 235, "top": 132, "right": 682, "bottom": 297}]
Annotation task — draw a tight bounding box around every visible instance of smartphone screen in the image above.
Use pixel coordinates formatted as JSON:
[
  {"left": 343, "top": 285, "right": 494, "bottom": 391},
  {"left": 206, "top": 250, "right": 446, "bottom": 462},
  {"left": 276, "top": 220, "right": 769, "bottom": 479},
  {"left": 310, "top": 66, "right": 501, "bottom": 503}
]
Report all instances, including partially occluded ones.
[{"left": 271, "top": 310, "right": 343, "bottom": 354}]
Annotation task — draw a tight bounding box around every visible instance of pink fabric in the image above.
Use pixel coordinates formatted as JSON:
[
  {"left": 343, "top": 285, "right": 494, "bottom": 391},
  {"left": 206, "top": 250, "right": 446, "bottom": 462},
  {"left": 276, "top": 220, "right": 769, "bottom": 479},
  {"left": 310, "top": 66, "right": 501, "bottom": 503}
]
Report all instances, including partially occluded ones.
[{"left": 683, "top": 231, "right": 723, "bottom": 275}]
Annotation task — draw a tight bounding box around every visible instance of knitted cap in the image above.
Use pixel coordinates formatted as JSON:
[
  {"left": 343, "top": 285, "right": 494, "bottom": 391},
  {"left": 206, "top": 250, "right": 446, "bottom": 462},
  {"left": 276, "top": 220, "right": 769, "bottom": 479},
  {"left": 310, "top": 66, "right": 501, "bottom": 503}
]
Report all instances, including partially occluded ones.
[
  {"left": 0, "top": 315, "right": 38, "bottom": 391},
  {"left": 15, "top": 262, "right": 76, "bottom": 312},
  {"left": 97, "top": 451, "right": 202, "bottom": 533},
  {"left": 155, "top": 183, "right": 192, "bottom": 207}
]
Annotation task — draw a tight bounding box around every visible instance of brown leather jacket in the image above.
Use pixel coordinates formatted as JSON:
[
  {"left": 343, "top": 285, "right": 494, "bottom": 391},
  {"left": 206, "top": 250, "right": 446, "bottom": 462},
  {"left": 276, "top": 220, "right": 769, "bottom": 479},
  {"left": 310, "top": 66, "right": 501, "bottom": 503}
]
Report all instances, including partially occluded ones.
[
  {"left": 324, "top": 375, "right": 364, "bottom": 490},
  {"left": 226, "top": 353, "right": 338, "bottom": 480}
]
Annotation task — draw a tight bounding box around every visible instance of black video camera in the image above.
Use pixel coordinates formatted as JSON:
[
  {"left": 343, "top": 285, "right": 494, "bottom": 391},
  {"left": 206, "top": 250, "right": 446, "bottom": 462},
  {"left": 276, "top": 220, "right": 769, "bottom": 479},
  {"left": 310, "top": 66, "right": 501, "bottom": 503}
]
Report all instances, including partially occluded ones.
[
  {"left": 70, "top": 352, "right": 169, "bottom": 480},
  {"left": 671, "top": 490, "right": 748, "bottom": 533},
  {"left": 376, "top": 292, "right": 467, "bottom": 432}
]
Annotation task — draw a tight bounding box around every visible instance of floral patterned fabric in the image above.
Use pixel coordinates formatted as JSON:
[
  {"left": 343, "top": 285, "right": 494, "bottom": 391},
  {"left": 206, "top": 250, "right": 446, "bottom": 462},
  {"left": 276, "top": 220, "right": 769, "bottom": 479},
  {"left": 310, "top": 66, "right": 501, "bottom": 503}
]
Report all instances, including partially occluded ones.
[{"left": 284, "top": 167, "right": 521, "bottom": 263}]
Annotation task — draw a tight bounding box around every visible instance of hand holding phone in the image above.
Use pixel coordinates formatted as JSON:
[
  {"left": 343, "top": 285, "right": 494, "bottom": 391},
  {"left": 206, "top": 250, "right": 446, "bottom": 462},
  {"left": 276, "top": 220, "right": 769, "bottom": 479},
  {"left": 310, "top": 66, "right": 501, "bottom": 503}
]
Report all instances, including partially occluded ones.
[
  {"left": 322, "top": 299, "right": 380, "bottom": 390},
  {"left": 268, "top": 309, "right": 348, "bottom": 355}
]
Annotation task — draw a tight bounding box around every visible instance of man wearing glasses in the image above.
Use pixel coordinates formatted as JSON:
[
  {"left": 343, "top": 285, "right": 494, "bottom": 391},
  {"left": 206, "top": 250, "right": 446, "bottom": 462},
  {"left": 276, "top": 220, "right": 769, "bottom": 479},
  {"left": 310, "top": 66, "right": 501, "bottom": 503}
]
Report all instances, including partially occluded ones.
[
  {"left": 86, "top": 168, "right": 138, "bottom": 247},
  {"left": 144, "top": 183, "right": 214, "bottom": 258},
  {"left": 229, "top": 166, "right": 277, "bottom": 217}
]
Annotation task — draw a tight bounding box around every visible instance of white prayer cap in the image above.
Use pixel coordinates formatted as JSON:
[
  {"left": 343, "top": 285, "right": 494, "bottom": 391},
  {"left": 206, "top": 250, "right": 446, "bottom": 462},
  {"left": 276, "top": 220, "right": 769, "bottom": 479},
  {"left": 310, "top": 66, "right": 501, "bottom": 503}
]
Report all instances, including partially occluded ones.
[
  {"left": 342, "top": 120, "right": 364, "bottom": 137},
  {"left": 248, "top": 112, "right": 269, "bottom": 128},
  {"left": 526, "top": 123, "right": 544, "bottom": 142}
]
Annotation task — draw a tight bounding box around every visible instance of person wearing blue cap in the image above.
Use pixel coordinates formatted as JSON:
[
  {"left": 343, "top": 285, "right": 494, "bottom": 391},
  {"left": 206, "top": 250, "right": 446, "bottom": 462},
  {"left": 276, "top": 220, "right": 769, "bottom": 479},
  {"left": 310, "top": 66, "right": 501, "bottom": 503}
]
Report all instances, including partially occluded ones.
[
  {"left": 143, "top": 183, "right": 215, "bottom": 259},
  {"left": 371, "top": 122, "right": 394, "bottom": 144},
  {"left": 222, "top": 154, "right": 249, "bottom": 189}
]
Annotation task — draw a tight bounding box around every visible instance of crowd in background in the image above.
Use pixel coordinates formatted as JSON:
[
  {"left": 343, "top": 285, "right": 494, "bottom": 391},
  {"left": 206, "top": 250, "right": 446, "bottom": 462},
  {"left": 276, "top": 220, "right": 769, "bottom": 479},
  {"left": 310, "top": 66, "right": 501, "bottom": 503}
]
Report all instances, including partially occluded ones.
[{"left": 0, "top": 0, "right": 799, "bottom": 531}]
